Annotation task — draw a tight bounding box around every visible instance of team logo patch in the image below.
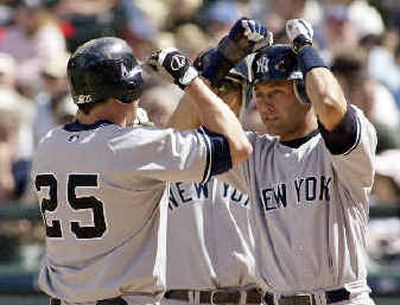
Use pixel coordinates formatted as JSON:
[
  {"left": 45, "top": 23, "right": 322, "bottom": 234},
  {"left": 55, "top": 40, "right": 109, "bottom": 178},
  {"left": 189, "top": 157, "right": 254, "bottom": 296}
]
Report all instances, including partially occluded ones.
[
  {"left": 171, "top": 54, "right": 186, "bottom": 71},
  {"left": 68, "top": 134, "right": 80, "bottom": 143}
]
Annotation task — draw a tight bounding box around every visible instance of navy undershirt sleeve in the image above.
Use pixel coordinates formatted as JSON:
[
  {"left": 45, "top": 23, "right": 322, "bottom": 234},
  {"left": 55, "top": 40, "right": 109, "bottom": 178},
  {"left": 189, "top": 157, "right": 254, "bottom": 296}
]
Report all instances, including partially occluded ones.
[
  {"left": 12, "top": 159, "right": 31, "bottom": 199},
  {"left": 318, "top": 104, "right": 361, "bottom": 155},
  {"left": 198, "top": 127, "right": 232, "bottom": 181}
]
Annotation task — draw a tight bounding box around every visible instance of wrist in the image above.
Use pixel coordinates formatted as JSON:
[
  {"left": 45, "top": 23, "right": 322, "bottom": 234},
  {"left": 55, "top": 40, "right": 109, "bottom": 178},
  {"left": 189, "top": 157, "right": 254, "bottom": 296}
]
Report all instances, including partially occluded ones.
[
  {"left": 292, "top": 34, "right": 312, "bottom": 53},
  {"left": 297, "top": 46, "right": 329, "bottom": 75},
  {"left": 177, "top": 66, "right": 199, "bottom": 90}
]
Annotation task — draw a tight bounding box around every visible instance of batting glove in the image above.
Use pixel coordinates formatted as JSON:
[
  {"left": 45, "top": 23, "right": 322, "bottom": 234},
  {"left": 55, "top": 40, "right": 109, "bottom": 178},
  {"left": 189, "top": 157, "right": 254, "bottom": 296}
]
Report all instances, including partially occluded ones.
[
  {"left": 286, "top": 19, "right": 314, "bottom": 53},
  {"left": 202, "top": 18, "right": 272, "bottom": 87},
  {"left": 222, "top": 17, "right": 273, "bottom": 61},
  {"left": 145, "top": 48, "right": 198, "bottom": 90}
]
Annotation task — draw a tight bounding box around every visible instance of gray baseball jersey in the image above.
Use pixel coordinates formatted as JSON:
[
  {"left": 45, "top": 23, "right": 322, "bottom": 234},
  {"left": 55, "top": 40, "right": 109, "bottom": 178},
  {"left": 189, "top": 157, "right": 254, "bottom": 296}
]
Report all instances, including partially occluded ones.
[
  {"left": 166, "top": 177, "right": 265, "bottom": 291},
  {"left": 220, "top": 106, "right": 377, "bottom": 296},
  {"left": 31, "top": 120, "right": 218, "bottom": 303}
]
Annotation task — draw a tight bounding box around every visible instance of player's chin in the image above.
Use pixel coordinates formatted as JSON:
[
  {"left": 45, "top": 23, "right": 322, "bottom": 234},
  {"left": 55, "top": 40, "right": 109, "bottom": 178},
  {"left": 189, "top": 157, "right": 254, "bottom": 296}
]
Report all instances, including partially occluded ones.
[{"left": 261, "top": 119, "right": 282, "bottom": 136}]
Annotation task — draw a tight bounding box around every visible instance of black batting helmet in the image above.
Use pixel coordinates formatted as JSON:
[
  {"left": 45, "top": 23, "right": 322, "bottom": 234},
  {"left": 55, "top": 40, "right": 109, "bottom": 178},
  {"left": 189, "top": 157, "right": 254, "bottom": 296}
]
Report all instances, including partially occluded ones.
[
  {"left": 252, "top": 45, "right": 310, "bottom": 104},
  {"left": 194, "top": 48, "right": 252, "bottom": 106},
  {"left": 67, "top": 37, "right": 144, "bottom": 105}
]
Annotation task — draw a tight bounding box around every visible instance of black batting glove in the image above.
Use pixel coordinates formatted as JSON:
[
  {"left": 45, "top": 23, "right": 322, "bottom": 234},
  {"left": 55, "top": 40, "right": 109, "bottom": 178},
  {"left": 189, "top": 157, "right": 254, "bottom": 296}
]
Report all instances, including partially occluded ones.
[
  {"left": 145, "top": 48, "right": 198, "bottom": 90},
  {"left": 202, "top": 18, "right": 272, "bottom": 87}
]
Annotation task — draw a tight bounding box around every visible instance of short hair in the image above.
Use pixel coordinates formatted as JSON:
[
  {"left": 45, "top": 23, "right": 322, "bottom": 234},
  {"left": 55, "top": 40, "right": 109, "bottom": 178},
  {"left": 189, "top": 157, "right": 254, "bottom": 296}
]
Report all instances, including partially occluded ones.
[{"left": 77, "top": 99, "right": 108, "bottom": 115}]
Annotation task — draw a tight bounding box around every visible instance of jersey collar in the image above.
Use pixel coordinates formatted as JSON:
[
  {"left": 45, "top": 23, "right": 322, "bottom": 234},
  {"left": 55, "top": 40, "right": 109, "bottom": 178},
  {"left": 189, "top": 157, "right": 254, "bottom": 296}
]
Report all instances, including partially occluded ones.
[
  {"left": 63, "top": 120, "right": 114, "bottom": 132},
  {"left": 280, "top": 129, "right": 319, "bottom": 148}
]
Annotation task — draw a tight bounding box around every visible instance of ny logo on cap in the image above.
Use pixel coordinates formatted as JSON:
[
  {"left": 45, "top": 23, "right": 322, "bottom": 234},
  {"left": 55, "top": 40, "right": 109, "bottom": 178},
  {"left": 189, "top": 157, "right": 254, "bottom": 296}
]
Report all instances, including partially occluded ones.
[
  {"left": 256, "top": 57, "right": 269, "bottom": 74},
  {"left": 171, "top": 54, "right": 186, "bottom": 71}
]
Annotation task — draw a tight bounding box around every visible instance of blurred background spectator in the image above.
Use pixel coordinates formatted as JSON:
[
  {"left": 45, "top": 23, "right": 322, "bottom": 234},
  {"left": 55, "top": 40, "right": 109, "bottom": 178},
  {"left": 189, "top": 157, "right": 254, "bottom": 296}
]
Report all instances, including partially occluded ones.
[
  {"left": 32, "top": 52, "right": 76, "bottom": 146},
  {"left": 0, "top": 86, "right": 32, "bottom": 202},
  {"left": 330, "top": 48, "right": 400, "bottom": 153},
  {"left": 0, "top": 0, "right": 66, "bottom": 97},
  {"left": 372, "top": 150, "right": 400, "bottom": 206}
]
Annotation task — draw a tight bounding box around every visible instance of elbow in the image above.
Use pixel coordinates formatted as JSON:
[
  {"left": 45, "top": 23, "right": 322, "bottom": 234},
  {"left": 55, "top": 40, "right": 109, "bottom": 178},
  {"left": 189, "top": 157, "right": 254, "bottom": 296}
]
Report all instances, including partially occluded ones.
[
  {"left": 317, "top": 96, "right": 347, "bottom": 131},
  {"left": 241, "top": 140, "right": 253, "bottom": 159},
  {"left": 230, "top": 138, "right": 253, "bottom": 166}
]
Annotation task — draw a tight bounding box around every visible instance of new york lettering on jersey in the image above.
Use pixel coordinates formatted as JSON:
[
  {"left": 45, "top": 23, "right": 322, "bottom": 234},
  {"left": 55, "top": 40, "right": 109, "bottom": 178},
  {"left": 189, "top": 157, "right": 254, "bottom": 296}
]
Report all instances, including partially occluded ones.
[
  {"left": 164, "top": 177, "right": 264, "bottom": 295},
  {"left": 169, "top": 180, "right": 249, "bottom": 210},
  {"left": 260, "top": 174, "right": 332, "bottom": 211},
  {"left": 219, "top": 108, "right": 377, "bottom": 299}
]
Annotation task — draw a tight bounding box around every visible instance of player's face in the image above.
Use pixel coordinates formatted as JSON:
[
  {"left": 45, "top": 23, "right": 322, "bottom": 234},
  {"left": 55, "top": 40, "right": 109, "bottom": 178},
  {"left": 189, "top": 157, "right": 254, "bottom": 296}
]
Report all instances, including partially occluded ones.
[
  {"left": 254, "top": 80, "right": 311, "bottom": 140},
  {"left": 214, "top": 80, "right": 243, "bottom": 117}
]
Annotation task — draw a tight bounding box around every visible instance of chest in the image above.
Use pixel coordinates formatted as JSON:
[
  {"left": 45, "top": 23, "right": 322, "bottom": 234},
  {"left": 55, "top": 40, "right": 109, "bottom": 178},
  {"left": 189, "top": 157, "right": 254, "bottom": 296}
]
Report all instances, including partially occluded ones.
[{"left": 252, "top": 144, "right": 334, "bottom": 213}]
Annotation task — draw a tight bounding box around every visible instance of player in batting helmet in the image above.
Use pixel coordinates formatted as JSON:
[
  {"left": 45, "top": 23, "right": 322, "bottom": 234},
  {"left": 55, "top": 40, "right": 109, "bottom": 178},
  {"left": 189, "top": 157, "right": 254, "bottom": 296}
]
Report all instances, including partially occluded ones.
[
  {"left": 67, "top": 37, "right": 144, "bottom": 113},
  {"left": 251, "top": 44, "right": 315, "bottom": 138},
  {"left": 162, "top": 18, "right": 272, "bottom": 305},
  {"left": 33, "top": 35, "right": 252, "bottom": 305},
  {"left": 245, "top": 20, "right": 376, "bottom": 305},
  {"left": 194, "top": 47, "right": 252, "bottom": 117}
]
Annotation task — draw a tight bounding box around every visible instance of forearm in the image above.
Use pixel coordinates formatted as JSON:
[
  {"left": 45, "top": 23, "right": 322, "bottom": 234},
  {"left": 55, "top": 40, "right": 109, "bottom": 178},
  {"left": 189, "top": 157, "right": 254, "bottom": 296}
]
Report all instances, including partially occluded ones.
[
  {"left": 286, "top": 19, "right": 359, "bottom": 152},
  {"left": 306, "top": 67, "right": 360, "bottom": 155},
  {"left": 185, "top": 78, "right": 252, "bottom": 166},
  {"left": 305, "top": 67, "right": 348, "bottom": 131},
  {"left": 186, "top": 79, "right": 236, "bottom": 127},
  {"left": 146, "top": 47, "right": 252, "bottom": 165},
  {"left": 166, "top": 93, "right": 201, "bottom": 130}
]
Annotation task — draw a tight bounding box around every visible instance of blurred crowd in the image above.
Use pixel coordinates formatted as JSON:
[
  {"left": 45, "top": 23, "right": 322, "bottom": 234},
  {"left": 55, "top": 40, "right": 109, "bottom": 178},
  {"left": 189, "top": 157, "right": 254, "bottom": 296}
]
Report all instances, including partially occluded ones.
[{"left": 0, "top": 0, "right": 399, "bottom": 267}]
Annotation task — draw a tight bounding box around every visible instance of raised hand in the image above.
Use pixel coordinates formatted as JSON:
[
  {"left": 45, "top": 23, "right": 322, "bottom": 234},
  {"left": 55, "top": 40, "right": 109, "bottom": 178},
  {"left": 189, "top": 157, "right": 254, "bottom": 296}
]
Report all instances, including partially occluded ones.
[
  {"left": 145, "top": 48, "right": 198, "bottom": 90},
  {"left": 201, "top": 18, "right": 272, "bottom": 87},
  {"left": 285, "top": 19, "right": 314, "bottom": 53}
]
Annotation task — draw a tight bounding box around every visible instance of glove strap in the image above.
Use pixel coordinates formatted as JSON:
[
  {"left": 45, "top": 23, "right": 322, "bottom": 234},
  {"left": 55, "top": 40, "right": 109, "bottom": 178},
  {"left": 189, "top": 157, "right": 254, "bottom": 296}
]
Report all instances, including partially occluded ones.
[
  {"left": 292, "top": 34, "right": 312, "bottom": 53},
  {"left": 177, "top": 66, "right": 198, "bottom": 90}
]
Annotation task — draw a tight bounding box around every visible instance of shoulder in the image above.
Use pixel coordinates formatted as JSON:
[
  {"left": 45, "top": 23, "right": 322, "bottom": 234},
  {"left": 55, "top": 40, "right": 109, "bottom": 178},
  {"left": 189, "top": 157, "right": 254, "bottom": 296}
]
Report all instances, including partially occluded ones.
[
  {"left": 351, "top": 105, "right": 377, "bottom": 146},
  {"left": 109, "top": 125, "right": 175, "bottom": 143},
  {"left": 108, "top": 126, "right": 204, "bottom": 151},
  {"left": 37, "top": 125, "right": 65, "bottom": 145}
]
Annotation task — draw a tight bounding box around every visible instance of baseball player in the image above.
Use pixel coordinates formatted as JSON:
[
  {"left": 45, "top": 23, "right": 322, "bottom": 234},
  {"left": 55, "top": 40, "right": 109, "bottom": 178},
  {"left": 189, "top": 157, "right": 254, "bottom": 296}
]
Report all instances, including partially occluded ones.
[
  {"left": 161, "top": 19, "right": 272, "bottom": 305},
  {"left": 31, "top": 37, "right": 252, "bottom": 305},
  {"left": 164, "top": 61, "right": 262, "bottom": 305},
  {"left": 240, "top": 19, "right": 376, "bottom": 305},
  {"left": 171, "top": 19, "right": 377, "bottom": 305}
]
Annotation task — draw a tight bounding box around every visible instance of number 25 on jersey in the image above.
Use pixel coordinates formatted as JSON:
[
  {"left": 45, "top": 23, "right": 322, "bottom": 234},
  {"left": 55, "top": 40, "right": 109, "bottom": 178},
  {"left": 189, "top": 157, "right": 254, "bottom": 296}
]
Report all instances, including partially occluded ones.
[{"left": 34, "top": 173, "right": 107, "bottom": 239}]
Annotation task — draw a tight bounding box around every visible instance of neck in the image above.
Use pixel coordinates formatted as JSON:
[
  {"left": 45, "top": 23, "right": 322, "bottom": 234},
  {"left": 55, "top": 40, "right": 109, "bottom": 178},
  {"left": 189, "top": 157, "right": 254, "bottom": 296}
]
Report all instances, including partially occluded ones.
[
  {"left": 76, "top": 111, "right": 127, "bottom": 127},
  {"left": 279, "top": 114, "right": 318, "bottom": 142},
  {"left": 76, "top": 100, "right": 136, "bottom": 128}
]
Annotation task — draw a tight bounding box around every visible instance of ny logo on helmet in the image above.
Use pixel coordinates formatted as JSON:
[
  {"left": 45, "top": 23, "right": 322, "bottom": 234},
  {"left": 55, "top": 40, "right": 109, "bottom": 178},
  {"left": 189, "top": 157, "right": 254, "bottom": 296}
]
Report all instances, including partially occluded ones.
[
  {"left": 171, "top": 54, "right": 186, "bottom": 71},
  {"left": 256, "top": 57, "right": 269, "bottom": 74},
  {"left": 121, "top": 63, "right": 129, "bottom": 77}
]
